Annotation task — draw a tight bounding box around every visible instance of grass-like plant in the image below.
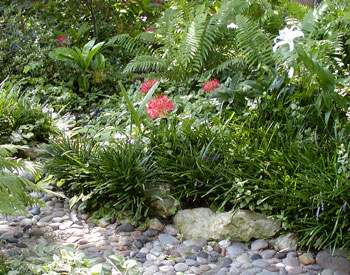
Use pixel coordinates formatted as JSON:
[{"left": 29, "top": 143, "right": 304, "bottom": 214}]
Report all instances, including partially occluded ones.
[{"left": 46, "top": 135, "right": 157, "bottom": 220}]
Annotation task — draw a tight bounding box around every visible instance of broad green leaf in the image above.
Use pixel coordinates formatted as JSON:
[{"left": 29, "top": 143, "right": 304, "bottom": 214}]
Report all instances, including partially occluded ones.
[
  {"left": 82, "top": 38, "right": 96, "bottom": 57},
  {"left": 85, "top": 42, "right": 105, "bottom": 69},
  {"left": 49, "top": 47, "right": 80, "bottom": 63}
]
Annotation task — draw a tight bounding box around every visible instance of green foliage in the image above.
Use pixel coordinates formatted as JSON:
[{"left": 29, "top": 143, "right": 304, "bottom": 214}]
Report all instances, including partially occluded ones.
[
  {"left": 0, "top": 80, "right": 53, "bottom": 145},
  {"left": 45, "top": 136, "right": 157, "bottom": 220},
  {"left": 49, "top": 39, "right": 105, "bottom": 92},
  {"left": 2, "top": 244, "right": 140, "bottom": 275},
  {"left": 0, "top": 144, "right": 44, "bottom": 216}
]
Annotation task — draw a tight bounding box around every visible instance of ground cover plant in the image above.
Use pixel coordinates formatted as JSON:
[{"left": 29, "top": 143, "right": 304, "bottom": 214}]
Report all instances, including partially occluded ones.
[{"left": 1, "top": 1, "right": 350, "bottom": 270}]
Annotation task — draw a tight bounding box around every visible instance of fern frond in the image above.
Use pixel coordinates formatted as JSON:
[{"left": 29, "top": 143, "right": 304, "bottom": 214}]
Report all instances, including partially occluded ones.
[
  {"left": 235, "top": 14, "right": 275, "bottom": 70},
  {"left": 123, "top": 55, "right": 167, "bottom": 74},
  {"left": 210, "top": 57, "right": 245, "bottom": 74},
  {"left": 109, "top": 33, "right": 152, "bottom": 57}
]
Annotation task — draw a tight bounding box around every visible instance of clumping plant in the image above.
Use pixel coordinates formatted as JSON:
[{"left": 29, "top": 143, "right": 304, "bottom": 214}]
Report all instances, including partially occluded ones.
[
  {"left": 202, "top": 79, "right": 219, "bottom": 92},
  {"left": 146, "top": 95, "right": 174, "bottom": 119},
  {"left": 140, "top": 79, "right": 158, "bottom": 93}
]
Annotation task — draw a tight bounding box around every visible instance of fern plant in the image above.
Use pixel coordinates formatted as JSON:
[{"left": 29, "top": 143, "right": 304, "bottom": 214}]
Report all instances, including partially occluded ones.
[
  {"left": 0, "top": 144, "right": 44, "bottom": 216},
  {"left": 122, "top": 0, "right": 253, "bottom": 80}
]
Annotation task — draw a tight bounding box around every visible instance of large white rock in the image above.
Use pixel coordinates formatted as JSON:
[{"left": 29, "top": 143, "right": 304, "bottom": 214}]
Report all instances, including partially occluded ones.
[{"left": 173, "top": 208, "right": 280, "bottom": 242}]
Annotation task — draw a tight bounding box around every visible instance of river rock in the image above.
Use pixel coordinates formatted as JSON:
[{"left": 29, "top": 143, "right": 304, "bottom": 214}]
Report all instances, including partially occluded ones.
[
  {"left": 174, "top": 208, "right": 280, "bottom": 242},
  {"left": 270, "top": 233, "right": 298, "bottom": 251},
  {"left": 316, "top": 250, "right": 350, "bottom": 273}
]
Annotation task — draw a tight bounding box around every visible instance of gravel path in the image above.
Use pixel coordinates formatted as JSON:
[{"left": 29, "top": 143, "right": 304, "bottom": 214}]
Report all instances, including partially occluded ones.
[{"left": 1, "top": 194, "right": 349, "bottom": 275}]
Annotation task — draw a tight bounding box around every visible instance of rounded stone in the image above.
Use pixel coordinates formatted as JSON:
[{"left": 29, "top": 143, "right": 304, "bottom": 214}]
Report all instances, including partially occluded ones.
[
  {"left": 251, "top": 239, "right": 269, "bottom": 250},
  {"left": 143, "top": 228, "right": 159, "bottom": 237},
  {"left": 6, "top": 238, "right": 19, "bottom": 244},
  {"left": 252, "top": 259, "right": 269, "bottom": 268},
  {"left": 222, "top": 257, "right": 233, "bottom": 267},
  {"left": 251, "top": 253, "right": 262, "bottom": 260},
  {"left": 227, "top": 245, "right": 245, "bottom": 256},
  {"left": 146, "top": 253, "right": 157, "bottom": 261},
  {"left": 304, "top": 264, "right": 323, "bottom": 271},
  {"left": 275, "top": 252, "right": 287, "bottom": 259},
  {"left": 197, "top": 251, "right": 208, "bottom": 258},
  {"left": 185, "top": 259, "right": 197, "bottom": 266},
  {"left": 299, "top": 252, "right": 315, "bottom": 265},
  {"left": 174, "top": 263, "right": 189, "bottom": 272},
  {"left": 209, "top": 255, "right": 219, "bottom": 263},
  {"left": 197, "top": 256, "right": 208, "bottom": 265},
  {"left": 117, "top": 223, "right": 135, "bottom": 232},
  {"left": 163, "top": 224, "right": 179, "bottom": 236},
  {"left": 149, "top": 218, "right": 164, "bottom": 231},
  {"left": 13, "top": 232, "right": 23, "bottom": 239},
  {"left": 29, "top": 208, "right": 40, "bottom": 215},
  {"left": 158, "top": 233, "right": 179, "bottom": 245},
  {"left": 185, "top": 253, "right": 197, "bottom": 260},
  {"left": 19, "top": 218, "right": 32, "bottom": 227}
]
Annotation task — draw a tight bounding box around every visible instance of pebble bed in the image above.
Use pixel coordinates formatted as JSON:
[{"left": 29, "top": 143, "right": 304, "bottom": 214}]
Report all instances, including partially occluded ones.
[{"left": 0, "top": 193, "right": 349, "bottom": 275}]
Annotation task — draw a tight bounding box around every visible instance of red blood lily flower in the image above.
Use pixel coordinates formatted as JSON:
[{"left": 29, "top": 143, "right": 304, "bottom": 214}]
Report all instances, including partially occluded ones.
[
  {"left": 147, "top": 95, "right": 174, "bottom": 119},
  {"left": 141, "top": 79, "right": 157, "bottom": 93},
  {"left": 57, "top": 34, "right": 66, "bottom": 47},
  {"left": 202, "top": 79, "right": 219, "bottom": 92}
]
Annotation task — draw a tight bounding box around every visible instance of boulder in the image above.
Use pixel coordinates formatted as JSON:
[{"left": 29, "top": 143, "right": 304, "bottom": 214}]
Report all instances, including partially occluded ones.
[
  {"left": 173, "top": 208, "right": 280, "bottom": 242},
  {"left": 316, "top": 250, "right": 350, "bottom": 273}
]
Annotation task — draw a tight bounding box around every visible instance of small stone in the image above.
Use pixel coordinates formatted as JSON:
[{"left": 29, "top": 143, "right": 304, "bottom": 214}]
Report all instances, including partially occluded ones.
[
  {"left": 134, "top": 240, "right": 143, "bottom": 249},
  {"left": 251, "top": 253, "right": 262, "bottom": 260},
  {"left": 39, "top": 215, "right": 53, "bottom": 223},
  {"left": 251, "top": 239, "right": 269, "bottom": 250},
  {"left": 256, "top": 272, "right": 278, "bottom": 275},
  {"left": 197, "top": 256, "right": 208, "bottom": 265},
  {"left": 185, "top": 253, "right": 197, "bottom": 260},
  {"left": 299, "top": 252, "right": 315, "bottom": 265},
  {"left": 29, "top": 208, "right": 40, "bottom": 216},
  {"left": 218, "top": 240, "right": 230, "bottom": 248},
  {"left": 118, "top": 223, "right": 134, "bottom": 232},
  {"left": 252, "top": 259, "right": 269, "bottom": 268},
  {"left": 163, "top": 224, "right": 178, "bottom": 236},
  {"left": 174, "top": 263, "right": 189, "bottom": 272},
  {"left": 271, "top": 233, "right": 298, "bottom": 251},
  {"left": 28, "top": 228, "right": 44, "bottom": 237},
  {"left": 159, "top": 265, "right": 174, "bottom": 273},
  {"left": 20, "top": 218, "right": 32, "bottom": 227},
  {"left": 6, "top": 238, "right": 19, "bottom": 244},
  {"left": 197, "top": 251, "right": 208, "bottom": 258},
  {"left": 143, "top": 228, "right": 159, "bottom": 237},
  {"left": 69, "top": 211, "right": 82, "bottom": 225},
  {"left": 158, "top": 234, "right": 179, "bottom": 245},
  {"left": 54, "top": 202, "right": 63, "bottom": 208},
  {"left": 136, "top": 236, "right": 151, "bottom": 245},
  {"left": 186, "top": 259, "right": 197, "bottom": 266},
  {"left": 149, "top": 218, "right": 164, "bottom": 231},
  {"left": 13, "top": 232, "right": 23, "bottom": 239},
  {"left": 190, "top": 266, "right": 202, "bottom": 274},
  {"left": 304, "top": 264, "right": 323, "bottom": 271},
  {"left": 275, "top": 252, "right": 287, "bottom": 259},
  {"left": 49, "top": 223, "right": 61, "bottom": 231},
  {"left": 227, "top": 245, "right": 245, "bottom": 256},
  {"left": 222, "top": 257, "right": 233, "bottom": 267},
  {"left": 191, "top": 245, "right": 202, "bottom": 252},
  {"left": 15, "top": 243, "right": 28, "bottom": 248},
  {"left": 261, "top": 249, "right": 276, "bottom": 259},
  {"left": 143, "top": 265, "right": 159, "bottom": 273},
  {"left": 209, "top": 255, "right": 219, "bottom": 263},
  {"left": 283, "top": 254, "right": 299, "bottom": 267}
]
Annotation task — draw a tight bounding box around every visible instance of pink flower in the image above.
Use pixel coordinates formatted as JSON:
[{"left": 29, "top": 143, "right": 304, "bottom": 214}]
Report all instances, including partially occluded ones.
[
  {"left": 202, "top": 79, "right": 219, "bottom": 92},
  {"left": 147, "top": 95, "right": 174, "bottom": 119},
  {"left": 57, "top": 35, "right": 66, "bottom": 47},
  {"left": 141, "top": 79, "right": 157, "bottom": 93}
]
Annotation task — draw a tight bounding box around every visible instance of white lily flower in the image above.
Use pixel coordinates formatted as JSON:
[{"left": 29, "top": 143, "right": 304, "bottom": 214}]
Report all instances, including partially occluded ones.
[{"left": 273, "top": 26, "right": 304, "bottom": 52}]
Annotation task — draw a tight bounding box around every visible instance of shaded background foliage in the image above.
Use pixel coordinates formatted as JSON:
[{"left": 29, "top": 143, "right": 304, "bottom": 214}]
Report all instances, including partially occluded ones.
[{"left": 1, "top": 0, "right": 350, "bottom": 254}]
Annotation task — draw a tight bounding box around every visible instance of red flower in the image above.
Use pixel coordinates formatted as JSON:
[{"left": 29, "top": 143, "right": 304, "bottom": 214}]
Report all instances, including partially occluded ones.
[
  {"left": 57, "top": 34, "right": 66, "bottom": 47},
  {"left": 157, "top": 0, "right": 161, "bottom": 3},
  {"left": 147, "top": 95, "right": 174, "bottom": 119},
  {"left": 202, "top": 79, "right": 219, "bottom": 92},
  {"left": 141, "top": 79, "right": 157, "bottom": 93},
  {"left": 145, "top": 28, "right": 156, "bottom": 33}
]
